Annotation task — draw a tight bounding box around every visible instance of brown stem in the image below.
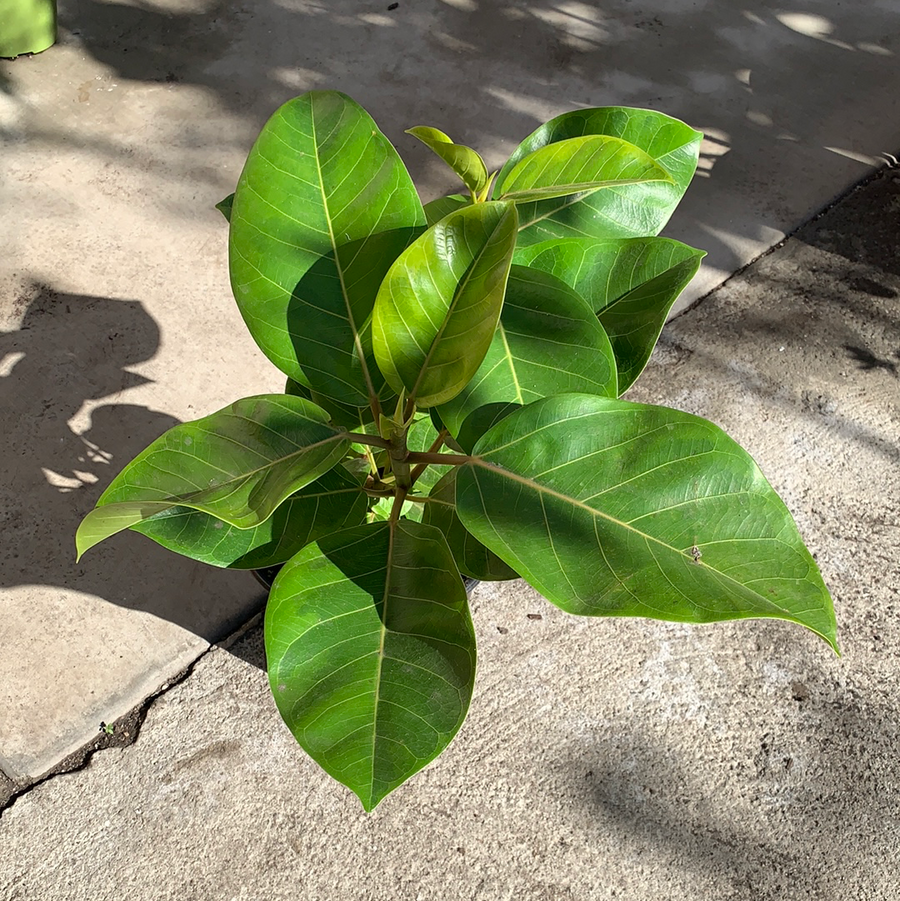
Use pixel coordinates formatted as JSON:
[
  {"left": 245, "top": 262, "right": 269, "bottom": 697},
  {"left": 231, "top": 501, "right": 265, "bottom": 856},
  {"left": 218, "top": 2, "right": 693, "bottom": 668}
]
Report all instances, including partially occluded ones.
[
  {"left": 406, "top": 450, "right": 473, "bottom": 466},
  {"left": 345, "top": 431, "right": 390, "bottom": 450},
  {"left": 409, "top": 429, "right": 449, "bottom": 485}
]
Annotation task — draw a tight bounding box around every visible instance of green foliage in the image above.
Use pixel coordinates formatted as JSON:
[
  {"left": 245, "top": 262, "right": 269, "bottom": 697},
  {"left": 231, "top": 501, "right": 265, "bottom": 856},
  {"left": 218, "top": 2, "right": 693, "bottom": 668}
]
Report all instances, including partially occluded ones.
[{"left": 77, "top": 91, "right": 838, "bottom": 810}]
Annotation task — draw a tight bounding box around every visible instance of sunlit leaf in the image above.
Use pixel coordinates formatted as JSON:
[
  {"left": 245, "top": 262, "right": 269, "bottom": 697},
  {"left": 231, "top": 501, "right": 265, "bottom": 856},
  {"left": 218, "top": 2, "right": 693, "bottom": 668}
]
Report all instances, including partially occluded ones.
[
  {"left": 436, "top": 265, "right": 617, "bottom": 435},
  {"left": 456, "top": 395, "right": 838, "bottom": 651},
  {"left": 496, "top": 135, "right": 670, "bottom": 204},
  {"left": 515, "top": 237, "right": 704, "bottom": 391},
  {"left": 495, "top": 107, "right": 702, "bottom": 244},
  {"left": 373, "top": 202, "right": 518, "bottom": 408},
  {"left": 265, "top": 520, "right": 476, "bottom": 811},
  {"left": 407, "top": 126, "right": 488, "bottom": 197},
  {"left": 129, "top": 467, "right": 368, "bottom": 569},
  {"left": 229, "top": 90, "right": 425, "bottom": 406},
  {"left": 76, "top": 395, "right": 349, "bottom": 558}
]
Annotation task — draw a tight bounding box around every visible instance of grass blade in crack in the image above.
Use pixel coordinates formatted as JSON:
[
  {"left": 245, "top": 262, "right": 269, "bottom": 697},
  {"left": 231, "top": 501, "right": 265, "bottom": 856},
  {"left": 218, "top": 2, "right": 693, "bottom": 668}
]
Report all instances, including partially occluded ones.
[
  {"left": 265, "top": 520, "right": 476, "bottom": 811},
  {"left": 373, "top": 202, "right": 518, "bottom": 408},
  {"left": 76, "top": 395, "right": 349, "bottom": 558},
  {"left": 229, "top": 90, "right": 425, "bottom": 406},
  {"left": 455, "top": 395, "right": 838, "bottom": 650}
]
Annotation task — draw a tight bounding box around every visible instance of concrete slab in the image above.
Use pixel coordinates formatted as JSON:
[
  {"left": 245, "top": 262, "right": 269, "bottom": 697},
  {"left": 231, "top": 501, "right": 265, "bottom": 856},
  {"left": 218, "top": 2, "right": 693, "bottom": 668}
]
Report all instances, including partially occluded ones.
[
  {"left": 1, "top": 167, "right": 898, "bottom": 897},
  {"left": 2, "top": 0, "right": 900, "bottom": 787}
]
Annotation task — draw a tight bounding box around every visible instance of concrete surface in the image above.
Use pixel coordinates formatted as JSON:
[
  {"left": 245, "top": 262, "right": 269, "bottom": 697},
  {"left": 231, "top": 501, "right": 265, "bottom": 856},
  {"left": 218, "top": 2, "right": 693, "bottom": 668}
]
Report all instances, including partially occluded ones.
[
  {"left": 1, "top": 158, "right": 899, "bottom": 901},
  {"left": 3, "top": 0, "right": 900, "bottom": 784},
  {"left": 0, "top": 0, "right": 899, "bottom": 890},
  {"left": 5, "top": 0, "right": 900, "bottom": 784}
]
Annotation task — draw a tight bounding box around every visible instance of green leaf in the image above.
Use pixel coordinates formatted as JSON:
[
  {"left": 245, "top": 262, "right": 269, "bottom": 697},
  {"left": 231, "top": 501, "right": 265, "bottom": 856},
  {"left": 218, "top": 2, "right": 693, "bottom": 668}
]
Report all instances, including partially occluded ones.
[
  {"left": 456, "top": 395, "right": 838, "bottom": 651},
  {"left": 423, "top": 469, "right": 518, "bottom": 581},
  {"left": 495, "top": 107, "right": 702, "bottom": 244},
  {"left": 407, "top": 127, "right": 488, "bottom": 197},
  {"left": 127, "top": 467, "right": 368, "bottom": 569},
  {"left": 373, "top": 201, "right": 518, "bottom": 408},
  {"left": 455, "top": 402, "right": 521, "bottom": 455},
  {"left": 436, "top": 265, "right": 617, "bottom": 435},
  {"left": 285, "top": 377, "right": 376, "bottom": 430},
  {"left": 496, "top": 135, "right": 670, "bottom": 204},
  {"left": 423, "top": 194, "right": 471, "bottom": 227},
  {"left": 407, "top": 415, "right": 451, "bottom": 498},
  {"left": 515, "top": 237, "right": 705, "bottom": 392},
  {"left": 216, "top": 193, "right": 234, "bottom": 222},
  {"left": 229, "top": 90, "right": 425, "bottom": 407},
  {"left": 265, "top": 520, "right": 476, "bottom": 811},
  {"left": 76, "top": 395, "right": 350, "bottom": 559}
]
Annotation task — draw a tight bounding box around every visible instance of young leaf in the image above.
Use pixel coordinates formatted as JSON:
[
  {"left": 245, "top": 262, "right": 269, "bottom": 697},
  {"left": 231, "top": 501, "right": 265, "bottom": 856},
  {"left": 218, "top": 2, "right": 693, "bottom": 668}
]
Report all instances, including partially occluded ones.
[
  {"left": 435, "top": 265, "right": 617, "bottom": 435},
  {"left": 423, "top": 194, "right": 471, "bottom": 227},
  {"left": 495, "top": 106, "right": 702, "bottom": 244},
  {"left": 373, "top": 202, "right": 518, "bottom": 409},
  {"left": 496, "top": 135, "right": 671, "bottom": 204},
  {"left": 265, "top": 520, "right": 476, "bottom": 811},
  {"left": 407, "top": 127, "right": 488, "bottom": 197},
  {"left": 456, "top": 395, "right": 838, "bottom": 651},
  {"left": 515, "top": 237, "right": 705, "bottom": 392},
  {"left": 423, "top": 469, "right": 518, "bottom": 581},
  {"left": 76, "top": 395, "right": 350, "bottom": 559},
  {"left": 229, "top": 90, "right": 425, "bottom": 407},
  {"left": 128, "top": 467, "right": 369, "bottom": 569}
]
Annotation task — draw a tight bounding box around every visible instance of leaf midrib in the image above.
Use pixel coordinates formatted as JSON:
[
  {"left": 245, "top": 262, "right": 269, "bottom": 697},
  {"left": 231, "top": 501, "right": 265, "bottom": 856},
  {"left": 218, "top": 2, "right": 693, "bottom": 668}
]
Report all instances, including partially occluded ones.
[
  {"left": 311, "top": 104, "right": 379, "bottom": 409},
  {"left": 468, "top": 457, "right": 797, "bottom": 618}
]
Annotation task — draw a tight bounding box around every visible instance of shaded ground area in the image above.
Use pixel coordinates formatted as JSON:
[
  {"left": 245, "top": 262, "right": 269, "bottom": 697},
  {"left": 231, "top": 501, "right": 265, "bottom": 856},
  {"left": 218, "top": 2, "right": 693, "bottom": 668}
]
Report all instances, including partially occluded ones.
[{"left": 1, "top": 159, "right": 897, "bottom": 901}]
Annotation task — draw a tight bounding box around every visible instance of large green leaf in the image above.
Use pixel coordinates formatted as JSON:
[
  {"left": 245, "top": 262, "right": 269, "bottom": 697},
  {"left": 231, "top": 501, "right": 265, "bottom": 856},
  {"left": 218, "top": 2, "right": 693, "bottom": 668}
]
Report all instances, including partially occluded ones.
[
  {"left": 456, "top": 395, "right": 838, "bottom": 650},
  {"left": 495, "top": 135, "right": 670, "bottom": 204},
  {"left": 436, "top": 265, "right": 617, "bottom": 435},
  {"left": 515, "top": 237, "right": 705, "bottom": 392},
  {"left": 406, "top": 127, "right": 488, "bottom": 197},
  {"left": 127, "top": 467, "right": 368, "bottom": 569},
  {"left": 265, "top": 520, "right": 476, "bottom": 811},
  {"left": 372, "top": 202, "right": 518, "bottom": 408},
  {"left": 423, "top": 469, "right": 518, "bottom": 581},
  {"left": 76, "top": 395, "right": 349, "bottom": 559},
  {"left": 423, "top": 194, "right": 470, "bottom": 227},
  {"left": 494, "top": 107, "right": 702, "bottom": 245},
  {"left": 229, "top": 90, "right": 425, "bottom": 407}
]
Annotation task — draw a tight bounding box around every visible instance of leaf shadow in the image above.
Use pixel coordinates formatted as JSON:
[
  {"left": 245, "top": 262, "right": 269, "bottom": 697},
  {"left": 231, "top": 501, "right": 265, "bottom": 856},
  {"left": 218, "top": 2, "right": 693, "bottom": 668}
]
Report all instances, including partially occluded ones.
[{"left": 0, "top": 282, "right": 264, "bottom": 642}]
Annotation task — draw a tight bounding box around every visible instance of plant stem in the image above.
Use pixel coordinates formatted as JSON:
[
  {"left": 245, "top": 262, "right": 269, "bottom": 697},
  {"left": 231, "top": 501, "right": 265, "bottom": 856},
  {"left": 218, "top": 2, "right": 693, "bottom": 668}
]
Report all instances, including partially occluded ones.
[
  {"left": 346, "top": 431, "right": 390, "bottom": 450},
  {"left": 389, "top": 486, "right": 409, "bottom": 523},
  {"left": 409, "top": 429, "right": 449, "bottom": 486},
  {"left": 406, "top": 450, "right": 473, "bottom": 466}
]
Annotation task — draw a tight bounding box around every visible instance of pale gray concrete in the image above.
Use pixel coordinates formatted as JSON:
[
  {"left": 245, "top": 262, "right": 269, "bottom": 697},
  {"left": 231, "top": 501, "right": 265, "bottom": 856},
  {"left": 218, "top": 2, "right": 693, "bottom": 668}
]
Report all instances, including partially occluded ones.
[
  {"left": 1, "top": 167, "right": 899, "bottom": 897},
  {"left": 0, "top": 0, "right": 899, "bottom": 848}
]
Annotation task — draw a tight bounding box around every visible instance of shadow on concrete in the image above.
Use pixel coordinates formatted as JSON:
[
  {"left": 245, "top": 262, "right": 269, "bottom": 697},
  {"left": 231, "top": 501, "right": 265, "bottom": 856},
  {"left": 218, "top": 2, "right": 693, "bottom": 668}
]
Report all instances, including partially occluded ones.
[
  {"left": 0, "top": 283, "right": 264, "bottom": 640},
  {"left": 570, "top": 686, "right": 900, "bottom": 895},
  {"left": 35, "top": 0, "right": 900, "bottom": 282}
]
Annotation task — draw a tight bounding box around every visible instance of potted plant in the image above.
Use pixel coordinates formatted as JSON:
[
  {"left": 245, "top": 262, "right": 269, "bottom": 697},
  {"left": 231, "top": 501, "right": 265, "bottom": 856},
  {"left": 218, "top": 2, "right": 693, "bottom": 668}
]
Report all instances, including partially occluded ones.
[
  {"left": 77, "top": 91, "right": 837, "bottom": 811},
  {"left": 0, "top": 0, "right": 56, "bottom": 57}
]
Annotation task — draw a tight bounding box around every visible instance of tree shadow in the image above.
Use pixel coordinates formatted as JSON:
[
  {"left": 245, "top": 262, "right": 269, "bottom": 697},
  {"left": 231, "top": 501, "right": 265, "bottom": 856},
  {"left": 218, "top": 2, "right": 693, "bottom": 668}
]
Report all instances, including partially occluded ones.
[
  {"left": 570, "top": 682, "right": 900, "bottom": 896},
  {"left": 13, "top": 0, "right": 893, "bottom": 293},
  {"left": 0, "top": 283, "right": 265, "bottom": 641}
]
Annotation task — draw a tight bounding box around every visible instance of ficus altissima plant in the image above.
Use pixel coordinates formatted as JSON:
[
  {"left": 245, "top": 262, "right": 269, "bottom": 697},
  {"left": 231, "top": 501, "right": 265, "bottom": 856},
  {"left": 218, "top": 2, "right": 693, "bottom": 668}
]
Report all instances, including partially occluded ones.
[{"left": 77, "top": 91, "right": 838, "bottom": 811}]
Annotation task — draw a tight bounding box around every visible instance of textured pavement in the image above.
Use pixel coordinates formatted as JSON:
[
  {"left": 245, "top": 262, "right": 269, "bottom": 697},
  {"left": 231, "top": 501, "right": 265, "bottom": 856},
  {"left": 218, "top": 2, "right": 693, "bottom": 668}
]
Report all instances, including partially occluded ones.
[{"left": 1, "top": 0, "right": 900, "bottom": 897}]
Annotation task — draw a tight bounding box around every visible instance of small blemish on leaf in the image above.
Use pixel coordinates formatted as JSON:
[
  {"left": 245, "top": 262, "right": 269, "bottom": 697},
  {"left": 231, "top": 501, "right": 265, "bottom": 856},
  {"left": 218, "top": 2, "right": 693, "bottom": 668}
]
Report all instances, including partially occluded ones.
[
  {"left": 690, "top": 545, "right": 702, "bottom": 563},
  {"left": 277, "top": 683, "right": 287, "bottom": 692},
  {"left": 184, "top": 436, "right": 192, "bottom": 446},
  {"left": 213, "top": 521, "right": 224, "bottom": 529}
]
